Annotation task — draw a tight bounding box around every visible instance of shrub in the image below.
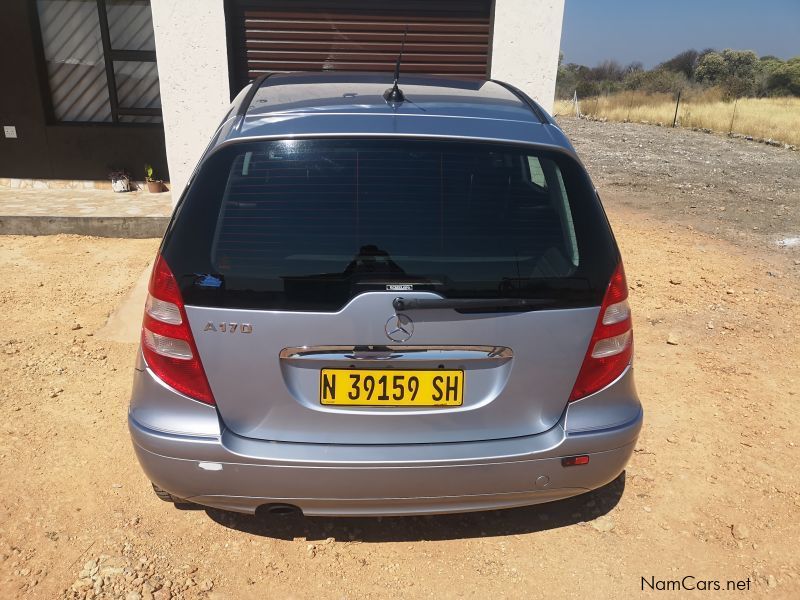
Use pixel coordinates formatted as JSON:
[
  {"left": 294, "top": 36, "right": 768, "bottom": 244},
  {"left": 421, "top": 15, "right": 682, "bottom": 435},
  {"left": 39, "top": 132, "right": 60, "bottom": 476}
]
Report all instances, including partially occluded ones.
[
  {"left": 555, "top": 48, "right": 800, "bottom": 100},
  {"left": 765, "top": 59, "right": 800, "bottom": 96},
  {"left": 696, "top": 49, "right": 760, "bottom": 98},
  {"left": 624, "top": 69, "right": 689, "bottom": 94},
  {"left": 658, "top": 49, "right": 701, "bottom": 79}
]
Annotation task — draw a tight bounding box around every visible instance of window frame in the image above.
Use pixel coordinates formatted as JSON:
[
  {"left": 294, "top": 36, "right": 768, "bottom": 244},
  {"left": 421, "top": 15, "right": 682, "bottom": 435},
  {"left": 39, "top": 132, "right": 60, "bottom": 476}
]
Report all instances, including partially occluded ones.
[{"left": 32, "top": 0, "right": 162, "bottom": 125}]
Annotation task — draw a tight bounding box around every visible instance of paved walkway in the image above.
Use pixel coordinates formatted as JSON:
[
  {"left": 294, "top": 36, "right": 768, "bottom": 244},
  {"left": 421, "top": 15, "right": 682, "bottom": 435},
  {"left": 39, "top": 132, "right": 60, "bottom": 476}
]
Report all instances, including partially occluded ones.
[
  {"left": 0, "top": 188, "right": 173, "bottom": 217},
  {"left": 0, "top": 189, "right": 173, "bottom": 238}
]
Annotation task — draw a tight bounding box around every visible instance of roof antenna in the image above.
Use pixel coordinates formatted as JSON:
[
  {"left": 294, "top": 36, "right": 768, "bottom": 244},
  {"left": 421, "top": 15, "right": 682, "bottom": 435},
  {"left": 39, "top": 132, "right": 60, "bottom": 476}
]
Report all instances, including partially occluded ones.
[{"left": 383, "top": 26, "right": 408, "bottom": 104}]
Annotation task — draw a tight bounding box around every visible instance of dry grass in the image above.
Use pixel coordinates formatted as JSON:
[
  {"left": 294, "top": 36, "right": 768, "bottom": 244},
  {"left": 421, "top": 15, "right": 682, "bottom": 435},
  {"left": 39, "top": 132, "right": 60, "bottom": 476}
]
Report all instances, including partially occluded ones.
[{"left": 554, "top": 92, "right": 800, "bottom": 146}]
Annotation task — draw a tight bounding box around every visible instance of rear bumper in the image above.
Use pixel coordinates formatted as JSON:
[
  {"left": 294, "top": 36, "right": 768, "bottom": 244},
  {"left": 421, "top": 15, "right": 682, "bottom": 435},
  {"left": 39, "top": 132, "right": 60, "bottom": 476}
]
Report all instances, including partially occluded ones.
[
  {"left": 131, "top": 423, "right": 638, "bottom": 516},
  {"left": 129, "top": 373, "right": 642, "bottom": 516}
]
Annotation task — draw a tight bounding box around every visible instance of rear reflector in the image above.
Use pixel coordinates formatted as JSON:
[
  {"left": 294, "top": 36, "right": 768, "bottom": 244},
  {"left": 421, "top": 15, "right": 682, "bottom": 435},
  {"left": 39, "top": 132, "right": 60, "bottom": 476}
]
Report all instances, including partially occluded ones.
[
  {"left": 601, "top": 299, "right": 630, "bottom": 325},
  {"left": 145, "top": 294, "right": 183, "bottom": 325},
  {"left": 591, "top": 330, "right": 632, "bottom": 359},
  {"left": 568, "top": 262, "right": 633, "bottom": 401},
  {"left": 142, "top": 329, "right": 193, "bottom": 360},
  {"left": 140, "top": 255, "right": 215, "bottom": 404},
  {"left": 562, "top": 455, "right": 590, "bottom": 467}
]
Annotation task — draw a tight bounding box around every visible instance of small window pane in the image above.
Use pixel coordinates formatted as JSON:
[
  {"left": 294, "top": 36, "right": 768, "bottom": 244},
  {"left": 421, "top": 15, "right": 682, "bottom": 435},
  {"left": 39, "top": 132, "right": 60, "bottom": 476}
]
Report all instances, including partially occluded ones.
[
  {"left": 37, "top": 0, "right": 112, "bottom": 122},
  {"left": 527, "top": 156, "right": 547, "bottom": 188},
  {"left": 555, "top": 166, "right": 580, "bottom": 267},
  {"left": 106, "top": 0, "right": 156, "bottom": 51},
  {"left": 114, "top": 60, "right": 162, "bottom": 122}
]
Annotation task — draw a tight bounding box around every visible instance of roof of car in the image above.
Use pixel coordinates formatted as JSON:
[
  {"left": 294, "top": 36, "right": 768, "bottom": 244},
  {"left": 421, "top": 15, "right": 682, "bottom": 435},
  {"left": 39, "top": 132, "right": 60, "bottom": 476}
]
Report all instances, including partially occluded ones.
[{"left": 211, "top": 72, "right": 574, "bottom": 153}]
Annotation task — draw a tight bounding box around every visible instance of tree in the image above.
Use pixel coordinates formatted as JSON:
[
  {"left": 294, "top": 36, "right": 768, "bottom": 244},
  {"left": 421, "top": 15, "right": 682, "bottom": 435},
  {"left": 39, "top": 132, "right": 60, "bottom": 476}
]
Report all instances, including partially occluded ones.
[
  {"left": 721, "top": 49, "right": 760, "bottom": 97},
  {"left": 554, "top": 48, "right": 799, "bottom": 100},
  {"left": 695, "top": 52, "right": 728, "bottom": 83},
  {"left": 590, "top": 60, "right": 626, "bottom": 82},
  {"left": 756, "top": 56, "right": 785, "bottom": 96},
  {"left": 765, "top": 58, "right": 800, "bottom": 96},
  {"left": 625, "top": 61, "right": 645, "bottom": 75},
  {"left": 659, "top": 49, "right": 700, "bottom": 79},
  {"left": 555, "top": 62, "right": 588, "bottom": 98},
  {"left": 695, "top": 49, "right": 759, "bottom": 97}
]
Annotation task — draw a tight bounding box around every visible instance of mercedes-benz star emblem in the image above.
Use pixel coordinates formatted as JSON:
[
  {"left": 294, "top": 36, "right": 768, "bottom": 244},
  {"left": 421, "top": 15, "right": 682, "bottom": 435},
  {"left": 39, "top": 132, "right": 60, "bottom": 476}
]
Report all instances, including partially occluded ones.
[{"left": 385, "top": 313, "right": 414, "bottom": 343}]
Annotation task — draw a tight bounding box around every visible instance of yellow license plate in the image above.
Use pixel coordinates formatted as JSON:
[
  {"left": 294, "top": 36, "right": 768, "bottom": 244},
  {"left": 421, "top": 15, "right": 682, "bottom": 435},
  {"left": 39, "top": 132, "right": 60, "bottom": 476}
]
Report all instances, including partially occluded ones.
[{"left": 320, "top": 369, "right": 464, "bottom": 407}]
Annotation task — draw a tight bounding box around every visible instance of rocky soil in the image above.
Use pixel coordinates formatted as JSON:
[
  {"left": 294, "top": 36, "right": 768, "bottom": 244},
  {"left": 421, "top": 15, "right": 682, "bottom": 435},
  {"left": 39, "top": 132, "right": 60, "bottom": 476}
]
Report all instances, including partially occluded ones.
[
  {"left": 559, "top": 116, "right": 800, "bottom": 259},
  {"left": 1, "top": 121, "right": 799, "bottom": 599}
]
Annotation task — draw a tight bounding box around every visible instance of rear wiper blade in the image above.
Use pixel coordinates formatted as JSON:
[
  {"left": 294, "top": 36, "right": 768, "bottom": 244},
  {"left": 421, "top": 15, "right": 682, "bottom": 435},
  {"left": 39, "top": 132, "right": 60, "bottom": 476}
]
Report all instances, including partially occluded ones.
[{"left": 392, "top": 297, "right": 555, "bottom": 311}]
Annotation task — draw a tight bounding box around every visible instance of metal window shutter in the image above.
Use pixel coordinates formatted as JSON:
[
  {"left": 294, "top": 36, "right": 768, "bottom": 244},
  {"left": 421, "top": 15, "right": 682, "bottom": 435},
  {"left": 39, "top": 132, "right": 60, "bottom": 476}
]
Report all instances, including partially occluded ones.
[{"left": 229, "top": 0, "right": 492, "bottom": 92}]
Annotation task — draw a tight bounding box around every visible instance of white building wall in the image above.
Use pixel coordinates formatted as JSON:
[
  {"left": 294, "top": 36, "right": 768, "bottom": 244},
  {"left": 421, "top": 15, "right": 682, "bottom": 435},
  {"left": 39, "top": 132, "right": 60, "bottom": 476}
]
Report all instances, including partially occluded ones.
[
  {"left": 490, "top": 0, "right": 565, "bottom": 113},
  {"left": 151, "top": 0, "right": 229, "bottom": 200}
]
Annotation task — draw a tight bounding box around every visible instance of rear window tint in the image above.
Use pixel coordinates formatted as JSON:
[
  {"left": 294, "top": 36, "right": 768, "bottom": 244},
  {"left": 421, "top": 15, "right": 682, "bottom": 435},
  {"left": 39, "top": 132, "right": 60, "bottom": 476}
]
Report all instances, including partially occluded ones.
[{"left": 163, "top": 139, "right": 618, "bottom": 311}]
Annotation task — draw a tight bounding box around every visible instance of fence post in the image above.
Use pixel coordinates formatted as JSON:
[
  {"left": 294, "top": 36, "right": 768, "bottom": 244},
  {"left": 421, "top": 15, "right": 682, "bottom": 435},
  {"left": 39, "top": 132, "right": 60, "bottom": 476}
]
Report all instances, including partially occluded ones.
[
  {"left": 573, "top": 90, "right": 580, "bottom": 117},
  {"left": 672, "top": 90, "right": 681, "bottom": 128},
  {"left": 729, "top": 98, "right": 738, "bottom": 134}
]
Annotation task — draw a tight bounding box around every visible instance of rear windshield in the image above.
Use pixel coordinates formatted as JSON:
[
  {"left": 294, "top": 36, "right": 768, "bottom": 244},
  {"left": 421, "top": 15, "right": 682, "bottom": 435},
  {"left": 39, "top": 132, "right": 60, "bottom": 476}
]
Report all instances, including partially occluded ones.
[{"left": 163, "top": 139, "right": 618, "bottom": 311}]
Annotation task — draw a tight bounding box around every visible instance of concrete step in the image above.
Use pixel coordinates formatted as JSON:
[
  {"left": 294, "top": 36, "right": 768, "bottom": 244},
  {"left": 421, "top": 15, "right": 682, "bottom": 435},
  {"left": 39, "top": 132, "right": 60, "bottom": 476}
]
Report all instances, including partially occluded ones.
[{"left": 0, "top": 189, "right": 172, "bottom": 238}]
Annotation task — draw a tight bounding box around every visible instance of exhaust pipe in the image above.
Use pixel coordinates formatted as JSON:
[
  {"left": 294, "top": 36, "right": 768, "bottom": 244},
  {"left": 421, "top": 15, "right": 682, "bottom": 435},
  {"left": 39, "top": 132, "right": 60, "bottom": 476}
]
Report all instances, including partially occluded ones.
[{"left": 263, "top": 503, "right": 301, "bottom": 516}]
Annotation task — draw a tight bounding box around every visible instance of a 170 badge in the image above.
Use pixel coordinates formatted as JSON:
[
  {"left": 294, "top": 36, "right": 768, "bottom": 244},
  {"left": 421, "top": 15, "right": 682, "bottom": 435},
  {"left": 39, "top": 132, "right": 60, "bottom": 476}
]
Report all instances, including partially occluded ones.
[{"left": 203, "top": 322, "right": 252, "bottom": 333}]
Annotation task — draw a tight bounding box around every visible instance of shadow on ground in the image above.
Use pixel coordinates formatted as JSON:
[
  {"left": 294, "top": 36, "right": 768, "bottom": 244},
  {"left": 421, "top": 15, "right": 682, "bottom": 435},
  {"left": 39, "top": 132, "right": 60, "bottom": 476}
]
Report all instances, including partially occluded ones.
[{"left": 199, "top": 472, "right": 626, "bottom": 543}]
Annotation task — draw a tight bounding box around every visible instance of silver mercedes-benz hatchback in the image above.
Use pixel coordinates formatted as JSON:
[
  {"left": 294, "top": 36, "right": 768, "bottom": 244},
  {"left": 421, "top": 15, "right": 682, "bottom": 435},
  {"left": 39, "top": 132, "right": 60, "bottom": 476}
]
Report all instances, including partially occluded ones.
[{"left": 129, "top": 72, "right": 642, "bottom": 516}]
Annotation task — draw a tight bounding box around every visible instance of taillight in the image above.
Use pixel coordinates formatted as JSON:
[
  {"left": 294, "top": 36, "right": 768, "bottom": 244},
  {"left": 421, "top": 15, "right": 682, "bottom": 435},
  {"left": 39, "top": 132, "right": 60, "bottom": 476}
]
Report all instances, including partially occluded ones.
[
  {"left": 141, "top": 254, "right": 215, "bottom": 404},
  {"left": 568, "top": 262, "right": 633, "bottom": 401}
]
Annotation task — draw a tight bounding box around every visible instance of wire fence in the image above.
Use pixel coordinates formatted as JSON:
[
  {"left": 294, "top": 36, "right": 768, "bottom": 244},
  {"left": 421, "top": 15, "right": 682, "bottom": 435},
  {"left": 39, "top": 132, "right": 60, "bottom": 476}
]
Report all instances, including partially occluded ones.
[{"left": 552, "top": 91, "right": 799, "bottom": 147}]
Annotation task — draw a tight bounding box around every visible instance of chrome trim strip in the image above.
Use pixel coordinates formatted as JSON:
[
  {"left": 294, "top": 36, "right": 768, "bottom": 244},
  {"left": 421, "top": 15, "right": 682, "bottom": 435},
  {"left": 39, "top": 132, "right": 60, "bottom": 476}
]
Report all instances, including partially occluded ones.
[{"left": 279, "top": 345, "right": 513, "bottom": 362}]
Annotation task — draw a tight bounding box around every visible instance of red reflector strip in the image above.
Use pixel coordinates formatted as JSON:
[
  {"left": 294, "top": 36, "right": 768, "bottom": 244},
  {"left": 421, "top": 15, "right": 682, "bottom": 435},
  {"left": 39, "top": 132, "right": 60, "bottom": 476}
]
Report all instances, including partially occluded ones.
[{"left": 562, "top": 455, "right": 590, "bottom": 467}]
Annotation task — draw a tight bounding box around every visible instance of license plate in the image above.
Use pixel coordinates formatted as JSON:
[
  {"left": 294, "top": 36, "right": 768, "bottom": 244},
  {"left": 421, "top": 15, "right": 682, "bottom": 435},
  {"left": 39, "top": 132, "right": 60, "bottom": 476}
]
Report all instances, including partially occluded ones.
[{"left": 320, "top": 369, "right": 464, "bottom": 407}]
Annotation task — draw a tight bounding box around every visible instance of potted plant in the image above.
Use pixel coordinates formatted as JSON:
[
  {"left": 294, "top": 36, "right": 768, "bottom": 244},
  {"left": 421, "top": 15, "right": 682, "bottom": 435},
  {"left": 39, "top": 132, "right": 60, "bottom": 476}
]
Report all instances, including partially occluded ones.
[
  {"left": 109, "top": 169, "right": 131, "bottom": 193},
  {"left": 144, "top": 163, "right": 163, "bottom": 193}
]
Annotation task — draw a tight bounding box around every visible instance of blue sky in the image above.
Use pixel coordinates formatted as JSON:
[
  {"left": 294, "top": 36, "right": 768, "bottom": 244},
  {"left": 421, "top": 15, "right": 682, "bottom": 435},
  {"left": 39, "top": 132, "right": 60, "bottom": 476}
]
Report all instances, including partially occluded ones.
[{"left": 560, "top": 0, "right": 800, "bottom": 68}]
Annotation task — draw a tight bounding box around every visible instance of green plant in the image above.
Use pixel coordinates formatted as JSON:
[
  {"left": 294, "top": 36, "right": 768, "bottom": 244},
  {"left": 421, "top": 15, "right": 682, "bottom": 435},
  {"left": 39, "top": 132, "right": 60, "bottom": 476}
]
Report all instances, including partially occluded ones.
[{"left": 144, "top": 164, "right": 155, "bottom": 182}]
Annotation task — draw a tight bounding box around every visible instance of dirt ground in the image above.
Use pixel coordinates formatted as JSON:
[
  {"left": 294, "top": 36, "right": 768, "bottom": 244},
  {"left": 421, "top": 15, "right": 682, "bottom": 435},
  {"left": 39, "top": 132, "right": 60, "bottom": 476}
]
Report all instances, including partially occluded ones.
[
  {"left": 559, "top": 117, "right": 800, "bottom": 258},
  {"left": 1, "top": 122, "right": 799, "bottom": 599}
]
